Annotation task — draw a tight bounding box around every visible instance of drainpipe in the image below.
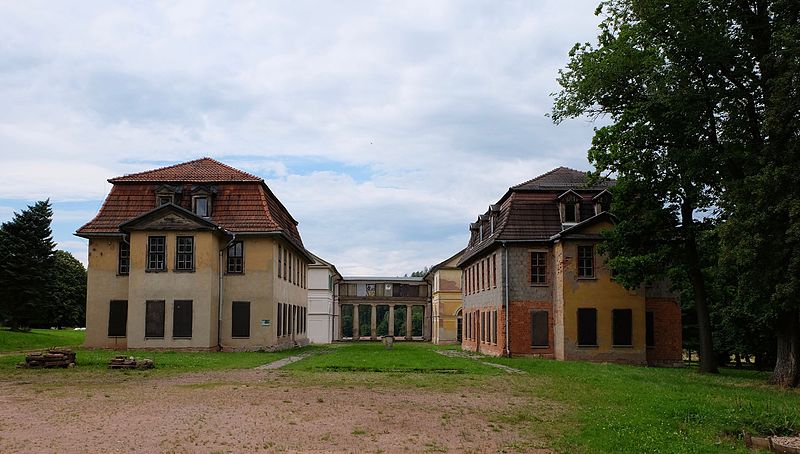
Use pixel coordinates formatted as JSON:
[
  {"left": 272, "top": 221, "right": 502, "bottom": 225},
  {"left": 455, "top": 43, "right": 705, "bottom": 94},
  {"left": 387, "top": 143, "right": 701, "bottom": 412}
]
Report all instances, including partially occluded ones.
[
  {"left": 218, "top": 232, "right": 236, "bottom": 351},
  {"left": 502, "top": 241, "right": 510, "bottom": 357}
]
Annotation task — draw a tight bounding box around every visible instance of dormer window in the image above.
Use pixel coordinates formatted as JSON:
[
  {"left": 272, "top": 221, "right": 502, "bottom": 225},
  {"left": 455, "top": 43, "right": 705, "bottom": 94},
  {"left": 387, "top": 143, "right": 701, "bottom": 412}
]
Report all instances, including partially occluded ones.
[
  {"left": 558, "top": 190, "right": 582, "bottom": 225},
  {"left": 154, "top": 184, "right": 177, "bottom": 206},
  {"left": 193, "top": 196, "right": 208, "bottom": 217},
  {"left": 593, "top": 189, "right": 612, "bottom": 215},
  {"left": 563, "top": 202, "right": 577, "bottom": 223},
  {"left": 191, "top": 185, "right": 215, "bottom": 218}
]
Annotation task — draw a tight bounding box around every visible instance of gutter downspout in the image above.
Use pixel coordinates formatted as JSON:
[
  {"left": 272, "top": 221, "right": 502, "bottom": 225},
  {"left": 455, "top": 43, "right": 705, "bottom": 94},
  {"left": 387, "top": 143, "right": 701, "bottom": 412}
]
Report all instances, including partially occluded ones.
[
  {"left": 502, "top": 241, "right": 510, "bottom": 357},
  {"left": 218, "top": 232, "right": 236, "bottom": 351}
]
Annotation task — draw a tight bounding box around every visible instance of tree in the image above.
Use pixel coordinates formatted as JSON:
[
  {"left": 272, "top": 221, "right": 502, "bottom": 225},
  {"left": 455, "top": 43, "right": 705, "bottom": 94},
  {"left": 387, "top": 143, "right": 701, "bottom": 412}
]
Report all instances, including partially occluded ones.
[
  {"left": 49, "top": 250, "right": 87, "bottom": 328},
  {"left": 552, "top": 0, "right": 725, "bottom": 373},
  {"left": 0, "top": 200, "right": 57, "bottom": 330},
  {"left": 553, "top": 0, "right": 800, "bottom": 385}
]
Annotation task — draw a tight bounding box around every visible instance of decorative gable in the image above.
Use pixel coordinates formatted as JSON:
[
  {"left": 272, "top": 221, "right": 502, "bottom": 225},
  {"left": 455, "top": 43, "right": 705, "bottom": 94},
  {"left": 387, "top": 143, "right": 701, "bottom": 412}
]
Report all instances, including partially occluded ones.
[
  {"left": 592, "top": 189, "right": 612, "bottom": 215},
  {"left": 120, "top": 204, "right": 222, "bottom": 232},
  {"left": 557, "top": 189, "right": 582, "bottom": 224}
]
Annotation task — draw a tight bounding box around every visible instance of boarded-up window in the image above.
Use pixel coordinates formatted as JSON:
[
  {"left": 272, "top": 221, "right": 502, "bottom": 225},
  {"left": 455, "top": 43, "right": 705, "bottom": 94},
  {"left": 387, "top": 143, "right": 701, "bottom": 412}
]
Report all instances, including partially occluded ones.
[
  {"left": 646, "top": 311, "right": 655, "bottom": 347},
  {"left": 492, "top": 311, "right": 498, "bottom": 344},
  {"left": 173, "top": 300, "right": 193, "bottom": 338},
  {"left": 613, "top": 309, "right": 633, "bottom": 346},
  {"left": 118, "top": 241, "right": 129, "bottom": 275},
  {"left": 145, "top": 300, "right": 165, "bottom": 338},
  {"left": 277, "top": 303, "right": 283, "bottom": 337},
  {"left": 531, "top": 310, "right": 548, "bottom": 347},
  {"left": 577, "top": 308, "right": 597, "bottom": 346},
  {"left": 108, "top": 300, "right": 127, "bottom": 337},
  {"left": 232, "top": 301, "right": 250, "bottom": 338}
]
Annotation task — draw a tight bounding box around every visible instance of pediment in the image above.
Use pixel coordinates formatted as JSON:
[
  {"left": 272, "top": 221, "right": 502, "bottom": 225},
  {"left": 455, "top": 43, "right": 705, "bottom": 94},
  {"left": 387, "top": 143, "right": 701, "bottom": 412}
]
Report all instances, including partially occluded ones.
[
  {"left": 120, "top": 204, "right": 219, "bottom": 232},
  {"left": 557, "top": 189, "right": 582, "bottom": 203}
]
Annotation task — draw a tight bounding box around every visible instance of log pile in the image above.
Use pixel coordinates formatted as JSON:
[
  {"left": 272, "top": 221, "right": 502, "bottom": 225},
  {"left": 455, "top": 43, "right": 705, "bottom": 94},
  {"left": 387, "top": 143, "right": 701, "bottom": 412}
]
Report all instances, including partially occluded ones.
[
  {"left": 108, "top": 356, "right": 154, "bottom": 370},
  {"left": 18, "top": 348, "right": 76, "bottom": 368}
]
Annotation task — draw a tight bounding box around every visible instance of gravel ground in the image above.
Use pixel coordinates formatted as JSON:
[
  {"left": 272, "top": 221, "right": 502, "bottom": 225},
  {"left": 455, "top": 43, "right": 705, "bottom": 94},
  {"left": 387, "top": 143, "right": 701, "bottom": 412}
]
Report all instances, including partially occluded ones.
[{"left": 0, "top": 369, "right": 549, "bottom": 453}]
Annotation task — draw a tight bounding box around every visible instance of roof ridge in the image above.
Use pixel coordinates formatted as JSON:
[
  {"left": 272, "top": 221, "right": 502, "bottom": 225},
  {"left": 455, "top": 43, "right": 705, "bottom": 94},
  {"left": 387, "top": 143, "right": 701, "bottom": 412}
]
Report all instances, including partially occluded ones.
[
  {"left": 511, "top": 166, "right": 586, "bottom": 189},
  {"left": 108, "top": 157, "right": 263, "bottom": 183}
]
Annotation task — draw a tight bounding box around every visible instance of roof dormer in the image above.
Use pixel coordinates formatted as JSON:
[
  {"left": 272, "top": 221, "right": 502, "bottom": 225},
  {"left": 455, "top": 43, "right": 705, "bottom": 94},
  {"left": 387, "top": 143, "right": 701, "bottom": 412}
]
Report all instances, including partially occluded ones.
[
  {"left": 154, "top": 184, "right": 179, "bottom": 206},
  {"left": 592, "top": 189, "right": 612, "bottom": 215},
  {"left": 557, "top": 189, "right": 582, "bottom": 225},
  {"left": 191, "top": 185, "right": 217, "bottom": 218}
]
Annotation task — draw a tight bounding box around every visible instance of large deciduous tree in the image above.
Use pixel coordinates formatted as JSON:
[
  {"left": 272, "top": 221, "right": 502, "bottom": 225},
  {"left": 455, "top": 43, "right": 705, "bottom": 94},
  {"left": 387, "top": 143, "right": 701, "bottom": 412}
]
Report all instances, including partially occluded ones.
[
  {"left": 0, "top": 200, "right": 57, "bottom": 330},
  {"left": 553, "top": 0, "right": 799, "bottom": 385}
]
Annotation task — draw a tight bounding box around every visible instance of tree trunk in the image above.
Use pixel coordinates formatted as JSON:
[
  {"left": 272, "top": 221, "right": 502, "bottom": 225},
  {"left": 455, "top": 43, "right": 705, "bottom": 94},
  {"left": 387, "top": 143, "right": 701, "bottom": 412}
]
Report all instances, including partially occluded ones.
[
  {"left": 681, "top": 201, "right": 718, "bottom": 374},
  {"left": 769, "top": 309, "right": 799, "bottom": 388}
]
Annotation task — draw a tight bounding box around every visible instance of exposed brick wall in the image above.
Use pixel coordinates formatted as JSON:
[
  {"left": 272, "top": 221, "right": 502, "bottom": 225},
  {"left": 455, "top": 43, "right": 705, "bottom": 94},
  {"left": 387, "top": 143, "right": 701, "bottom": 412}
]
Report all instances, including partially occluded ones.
[
  {"left": 646, "top": 298, "right": 683, "bottom": 367},
  {"left": 461, "top": 305, "right": 505, "bottom": 356},
  {"left": 508, "top": 301, "right": 555, "bottom": 358}
]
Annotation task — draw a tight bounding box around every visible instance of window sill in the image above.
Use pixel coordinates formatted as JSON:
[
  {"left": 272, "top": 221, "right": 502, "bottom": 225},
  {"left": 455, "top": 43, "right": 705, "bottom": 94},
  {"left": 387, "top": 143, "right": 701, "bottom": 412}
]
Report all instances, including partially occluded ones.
[
  {"left": 577, "top": 276, "right": 597, "bottom": 280},
  {"left": 144, "top": 337, "right": 164, "bottom": 340},
  {"left": 172, "top": 337, "right": 192, "bottom": 340},
  {"left": 577, "top": 344, "right": 598, "bottom": 348},
  {"left": 530, "top": 283, "right": 549, "bottom": 287},
  {"left": 530, "top": 345, "right": 550, "bottom": 349},
  {"left": 145, "top": 269, "right": 167, "bottom": 273},
  {"left": 232, "top": 336, "right": 250, "bottom": 339},
  {"left": 107, "top": 336, "right": 126, "bottom": 339},
  {"left": 612, "top": 344, "right": 634, "bottom": 348},
  {"left": 173, "top": 269, "right": 196, "bottom": 273},
  {"left": 225, "top": 272, "right": 245, "bottom": 276},
  {"left": 117, "top": 273, "right": 129, "bottom": 277}
]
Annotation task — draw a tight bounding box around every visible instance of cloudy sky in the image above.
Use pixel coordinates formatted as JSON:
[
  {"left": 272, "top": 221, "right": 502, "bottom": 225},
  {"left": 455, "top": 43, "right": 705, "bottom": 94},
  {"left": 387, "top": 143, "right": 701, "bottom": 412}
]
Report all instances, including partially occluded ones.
[{"left": 0, "top": 0, "right": 603, "bottom": 275}]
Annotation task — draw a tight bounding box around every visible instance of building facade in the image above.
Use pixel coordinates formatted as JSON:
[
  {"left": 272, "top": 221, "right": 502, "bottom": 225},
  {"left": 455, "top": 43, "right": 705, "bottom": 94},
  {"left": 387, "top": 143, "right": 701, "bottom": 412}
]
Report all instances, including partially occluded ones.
[
  {"left": 458, "top": 167, "right": 682, "bottom": 366},
  {"left": 335, "top": 277, "right": 431, "bottom": 341},
  {"left": 425, "top": 250, "right": 464, "bottom": 345},
  {"left": 76, "top": 158, "right": 312, "bottom": 351},
  {"left": 306, "top": 253, "right": 341, "bottom": 344}
]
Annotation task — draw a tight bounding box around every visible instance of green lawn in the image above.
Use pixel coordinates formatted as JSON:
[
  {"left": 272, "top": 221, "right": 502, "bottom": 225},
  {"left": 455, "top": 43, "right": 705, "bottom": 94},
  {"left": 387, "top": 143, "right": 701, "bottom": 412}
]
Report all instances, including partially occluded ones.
[
  {"left": 285, "top": 342, "right": 499, "bottom": 375},
  {"left": 0, "top": 328, "right": 85, "bottom": 352},
  {"left": 2, "top": 334, "right": 798, "bottom": 453},
  {"left": 486, "top": 355, "right": 800, "bottom": 453}
]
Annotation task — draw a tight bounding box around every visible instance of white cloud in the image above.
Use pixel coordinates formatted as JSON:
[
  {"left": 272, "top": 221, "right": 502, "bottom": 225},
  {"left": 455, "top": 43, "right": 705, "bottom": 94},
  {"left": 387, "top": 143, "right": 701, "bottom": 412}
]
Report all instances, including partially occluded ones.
[{"left": 0, "top": 0, "right": 603, "bottom": 273}]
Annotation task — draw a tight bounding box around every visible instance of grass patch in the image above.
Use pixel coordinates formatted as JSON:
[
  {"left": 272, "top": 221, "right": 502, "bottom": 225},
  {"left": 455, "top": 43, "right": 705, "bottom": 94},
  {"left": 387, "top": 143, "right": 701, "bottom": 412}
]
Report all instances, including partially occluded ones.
[
  {"left": 486, "top": 356, "right": 800, "bottom": 453},
  {"left": 284, "top": 342, "right": 500, "bottom": 375},
  {"left": 0, "top": 345, "right": 319, "bottom": 374},
  {"left": 0, "top": 328, "right": 85, "bottom": 352}
]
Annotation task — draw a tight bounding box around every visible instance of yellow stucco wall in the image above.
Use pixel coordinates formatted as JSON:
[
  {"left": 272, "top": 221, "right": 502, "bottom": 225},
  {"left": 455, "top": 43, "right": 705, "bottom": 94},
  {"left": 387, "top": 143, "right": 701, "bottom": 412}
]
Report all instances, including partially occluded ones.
[
  {"left": 126, "top": 230, "right": 221, "bottom": 349},
  {"left": 558, "top": 220, "right": 647, "bottom": 364},
  {"left": 432, "top": 267, "right": 463, "bottom": 344},
  {"left": 84, "top": 237, "right": 129, "bottom": 349}
]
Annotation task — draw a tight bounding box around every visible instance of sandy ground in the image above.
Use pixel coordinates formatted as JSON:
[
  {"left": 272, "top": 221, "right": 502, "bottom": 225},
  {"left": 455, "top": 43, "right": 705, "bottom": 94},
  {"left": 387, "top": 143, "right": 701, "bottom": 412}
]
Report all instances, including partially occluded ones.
[{"left": 0, "top": 368, "right": 550, "bottom": 453}]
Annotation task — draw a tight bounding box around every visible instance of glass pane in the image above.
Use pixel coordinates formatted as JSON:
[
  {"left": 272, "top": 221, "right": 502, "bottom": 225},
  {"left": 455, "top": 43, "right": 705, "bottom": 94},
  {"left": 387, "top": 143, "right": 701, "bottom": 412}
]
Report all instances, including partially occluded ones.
[
  {"left": 376, "top": 305, "right": 389, "bottom": 337},
  {"left": 393, "top": 305, "right": 406, "bottom": 337},
  {"left": 412, "top": 305, "right": 424, "bottom": 337},
  {"left": 359, "top": 306, "right": 371, "bottom": 338},
  {"left": 341, "top": 304, "right": 353, "bottom": 337}
]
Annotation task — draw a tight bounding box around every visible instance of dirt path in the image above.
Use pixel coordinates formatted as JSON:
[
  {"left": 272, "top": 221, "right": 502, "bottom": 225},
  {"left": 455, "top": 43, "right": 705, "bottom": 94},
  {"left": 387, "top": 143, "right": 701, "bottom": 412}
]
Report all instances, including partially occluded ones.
[
  {"left": 436, "top": 350, "right": 524, "bottom": 374},
  {"left": 0, "top": 368, "right": 549, "bottom": 453}
]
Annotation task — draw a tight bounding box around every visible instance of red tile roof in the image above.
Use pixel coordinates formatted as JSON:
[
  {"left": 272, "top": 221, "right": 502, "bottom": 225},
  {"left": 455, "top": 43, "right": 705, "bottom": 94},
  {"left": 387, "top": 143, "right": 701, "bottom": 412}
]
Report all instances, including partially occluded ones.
[
  {"left": 109, "top": 157, "right": 262, "bottom": 183},
  {"left": 77, "top": 159, "right": 303, "bottom": 247}
]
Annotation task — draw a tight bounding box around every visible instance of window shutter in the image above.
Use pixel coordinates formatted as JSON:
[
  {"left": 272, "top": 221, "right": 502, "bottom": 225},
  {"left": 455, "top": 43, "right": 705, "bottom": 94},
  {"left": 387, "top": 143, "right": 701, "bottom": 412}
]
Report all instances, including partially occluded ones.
[
  {"left": 108, "top": 300, "right": 128, "bottom": 337},
  {"left": 232, "top": 301, "right": 250, "bottom": 337},
  {"left": 145, "top": 300, "right": 165, "bottom": 338},
  {"left": 531, "top": 311, "right": 548, "bottom": 347}
]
